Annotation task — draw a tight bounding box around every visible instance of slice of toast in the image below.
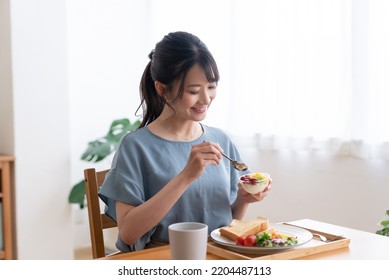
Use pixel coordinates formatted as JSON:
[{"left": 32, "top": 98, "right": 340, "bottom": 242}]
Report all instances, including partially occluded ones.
[{"left": 219, "top": 216, "right": 269, "bottom": 241}]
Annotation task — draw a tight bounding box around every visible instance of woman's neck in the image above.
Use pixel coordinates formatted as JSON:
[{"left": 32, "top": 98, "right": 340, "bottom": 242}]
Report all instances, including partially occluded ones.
[
  {"left": 158, "top": 119, "right": 199, "bottom": 141},
  {"left": 148, "top": 117, "right": 202, "bottom": 141}
]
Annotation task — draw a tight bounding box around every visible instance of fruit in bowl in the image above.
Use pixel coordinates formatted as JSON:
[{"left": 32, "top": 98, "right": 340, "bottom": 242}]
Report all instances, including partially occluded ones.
[{"left": 239, "top": 172, "right": 271, "bottom": 194}]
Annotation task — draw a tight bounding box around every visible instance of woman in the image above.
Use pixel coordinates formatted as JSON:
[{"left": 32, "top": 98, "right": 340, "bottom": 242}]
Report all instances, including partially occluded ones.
[{"left": 99, "top": 31, "right": 270, "bottom": 252}]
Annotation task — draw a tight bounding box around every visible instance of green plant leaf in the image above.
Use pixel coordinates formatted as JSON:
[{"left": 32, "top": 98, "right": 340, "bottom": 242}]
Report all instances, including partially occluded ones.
[
  {"left": 376, "top": 209, "right": 389, "bottom": 237},
  {"left": 379, "top": 220, "right": 389, "bottom": 228},
  {"left": 376, "top": 228, "right": 389, "bottom": 237},
  {"left": 69, "top": 118, "right": 141, "bottom": 209},
  {"left": 81, "top": 118, "right": 141, "bottom": 162},
  {"left": 68, "top": 179, "right": 86, "bottom": 209}
]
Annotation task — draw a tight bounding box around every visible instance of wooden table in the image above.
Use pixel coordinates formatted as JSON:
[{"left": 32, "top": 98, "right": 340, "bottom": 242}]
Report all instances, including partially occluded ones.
[{"left": 100, "top": 219, "right": 389, "bottom": 260}]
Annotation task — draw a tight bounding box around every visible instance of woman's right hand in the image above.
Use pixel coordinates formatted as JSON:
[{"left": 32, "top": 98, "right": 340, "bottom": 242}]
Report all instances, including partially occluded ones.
[
  {"left": 181, "top": 141, "right": 223, "bottom": 180},
  {"left": 116, "top": 141, "right": 224, "bottom": 246}
]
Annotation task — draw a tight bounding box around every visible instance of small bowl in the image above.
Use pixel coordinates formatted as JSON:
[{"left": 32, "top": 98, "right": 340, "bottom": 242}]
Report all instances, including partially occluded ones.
[{"left": 239, "top": 172, "right": 271, "bottom": 194}]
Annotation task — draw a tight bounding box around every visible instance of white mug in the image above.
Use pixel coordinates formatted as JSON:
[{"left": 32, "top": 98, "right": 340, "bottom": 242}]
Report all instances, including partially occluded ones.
[{"left": 168, "top": 222, "right": 208, "bottom": 260}]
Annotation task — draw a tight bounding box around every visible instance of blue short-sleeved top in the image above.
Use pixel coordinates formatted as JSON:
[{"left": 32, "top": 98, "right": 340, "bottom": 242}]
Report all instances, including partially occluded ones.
[{"left": 98, "top": 124, "right": 246, "bottom": 252}]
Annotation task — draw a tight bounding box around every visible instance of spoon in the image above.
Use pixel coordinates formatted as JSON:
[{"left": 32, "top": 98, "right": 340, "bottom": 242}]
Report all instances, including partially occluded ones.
[
  {"left": 221, "top": 152, "right": 248, "bottom": 171},
  {"left": 203, "top": 140, "right": 248, "bottom": 171}
]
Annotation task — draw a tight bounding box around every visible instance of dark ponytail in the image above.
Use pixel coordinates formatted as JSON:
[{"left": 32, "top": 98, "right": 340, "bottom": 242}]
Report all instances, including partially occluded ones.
[
  {"left": 136, "top": 31, "right": 220, "bottom": 127},
  {"left": 138, "top": 57, "right": 165, "bottom": 127}
]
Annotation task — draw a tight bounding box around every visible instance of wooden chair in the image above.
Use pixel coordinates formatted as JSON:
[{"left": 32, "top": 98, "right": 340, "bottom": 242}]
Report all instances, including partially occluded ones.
[{"left": 84, "top": 168, "right": 119, "bottom": 259}]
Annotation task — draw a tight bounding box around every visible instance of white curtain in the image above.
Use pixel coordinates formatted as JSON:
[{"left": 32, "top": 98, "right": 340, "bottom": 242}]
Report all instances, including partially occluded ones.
[
  {"left": 365, "top": 0, "right": 389, "bottom": 159},
  {"left": 81, "top": 0, "right": 389, "bottom": 160},
  {"left": 148, "top": 0, "right": 389, "bottom": 160}
]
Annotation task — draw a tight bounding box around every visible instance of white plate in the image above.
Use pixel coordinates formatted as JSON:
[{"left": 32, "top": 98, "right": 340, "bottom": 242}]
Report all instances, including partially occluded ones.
[{"left": 210, "top": 223, "right": 313, "bottom": 254}]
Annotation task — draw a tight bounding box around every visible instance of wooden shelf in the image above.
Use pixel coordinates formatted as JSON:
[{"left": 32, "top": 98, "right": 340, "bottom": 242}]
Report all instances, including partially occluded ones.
[{"left": 0, "top": 154, "right": 15, "bottom": 260}]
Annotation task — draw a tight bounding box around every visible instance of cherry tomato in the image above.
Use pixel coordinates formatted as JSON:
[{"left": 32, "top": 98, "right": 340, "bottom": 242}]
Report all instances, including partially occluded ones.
[
  {"left": 243, "top": 234, "right": 257, "bottom": 246},
  {"left": 235, "top": 236, "right": 245, "bottom": 246}
]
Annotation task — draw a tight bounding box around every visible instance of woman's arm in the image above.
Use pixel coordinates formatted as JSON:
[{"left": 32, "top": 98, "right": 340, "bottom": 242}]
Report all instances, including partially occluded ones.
[
  {"left": 116, "top": 171, "right": 192, "bottom": 245},
  {"left": 115, "top": 141, "right": 223, "bottom": 246}
]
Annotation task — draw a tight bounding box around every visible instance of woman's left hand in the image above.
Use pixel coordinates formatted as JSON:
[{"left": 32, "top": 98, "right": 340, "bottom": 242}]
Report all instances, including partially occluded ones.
[{"left": 237, "top": 179, "right": 272, "bottom": 203}]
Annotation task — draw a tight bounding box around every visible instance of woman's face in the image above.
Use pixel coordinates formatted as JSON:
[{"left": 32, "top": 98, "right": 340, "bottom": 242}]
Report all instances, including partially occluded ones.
[{"left": 167, "top": 63, "right": 217, "bottom": 122}]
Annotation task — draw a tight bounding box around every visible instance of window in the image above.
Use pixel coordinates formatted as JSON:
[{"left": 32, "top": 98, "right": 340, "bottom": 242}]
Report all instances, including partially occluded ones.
[
  {"left": 147, "top": 0, "right": 389, "bottom": 159},
  {"left": 70, "top": 0, "right": 389, "bottom": 159}
]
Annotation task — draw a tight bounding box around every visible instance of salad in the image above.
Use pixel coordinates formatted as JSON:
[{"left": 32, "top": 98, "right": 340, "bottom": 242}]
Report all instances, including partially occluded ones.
[{"left": 235, "top": 230, "right": 298, "bottom": 247}]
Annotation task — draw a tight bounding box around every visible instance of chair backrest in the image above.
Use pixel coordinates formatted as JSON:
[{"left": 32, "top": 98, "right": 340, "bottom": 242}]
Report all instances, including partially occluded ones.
[{"left": 84, "top": 168, "right": 117, "bottom": 259}]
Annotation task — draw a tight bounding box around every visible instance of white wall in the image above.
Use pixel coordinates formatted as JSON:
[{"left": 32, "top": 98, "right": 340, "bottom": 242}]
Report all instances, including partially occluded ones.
[{"left": 3, "top": 0, "right": 73, "bottom": 259}]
